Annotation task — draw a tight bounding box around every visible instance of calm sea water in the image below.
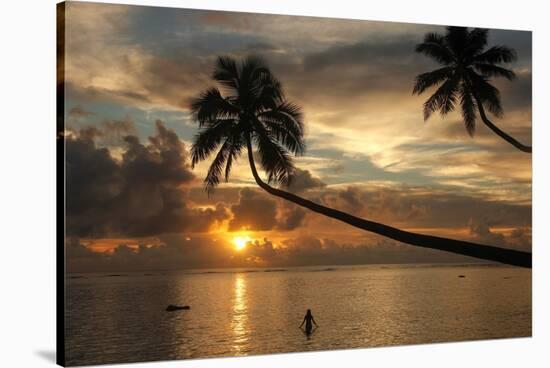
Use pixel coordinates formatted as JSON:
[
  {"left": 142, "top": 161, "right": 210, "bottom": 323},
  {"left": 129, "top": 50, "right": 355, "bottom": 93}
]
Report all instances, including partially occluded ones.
[{"left": 65, "top": 264, "right": 531, "bottom": 366}]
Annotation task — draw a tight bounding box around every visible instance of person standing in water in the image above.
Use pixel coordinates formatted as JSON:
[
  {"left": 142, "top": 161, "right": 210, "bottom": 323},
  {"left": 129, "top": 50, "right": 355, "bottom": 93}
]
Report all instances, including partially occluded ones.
[{"left": 299, "top": 309, "right": 318, "bottom": 334}]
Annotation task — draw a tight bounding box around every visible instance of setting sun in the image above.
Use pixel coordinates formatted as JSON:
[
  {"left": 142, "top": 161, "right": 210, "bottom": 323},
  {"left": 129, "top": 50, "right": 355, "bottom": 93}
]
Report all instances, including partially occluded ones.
[{"left": 233, "top": 236, "right": 251, "bottom": 251}]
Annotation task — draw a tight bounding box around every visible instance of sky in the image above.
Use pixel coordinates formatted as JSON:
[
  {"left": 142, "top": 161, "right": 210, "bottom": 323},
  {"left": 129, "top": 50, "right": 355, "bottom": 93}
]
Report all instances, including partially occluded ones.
[{"left": 62, "top": 2, "right": 532, "bottom": 272}]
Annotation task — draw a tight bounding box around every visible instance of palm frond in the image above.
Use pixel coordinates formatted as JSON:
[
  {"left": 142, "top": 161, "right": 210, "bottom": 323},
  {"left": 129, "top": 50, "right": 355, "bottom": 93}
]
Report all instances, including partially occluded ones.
[
  {"left": 213, "top": 56, "right": 240, "bottom": 92},
  {"left": 241, "top": 55, "right": 267, "bottom": 76},
  {"left": 444, "top": 26, "right": 469, "bottom": 58},
  {"left": 257, "top": 102, "right": 305, "bottom": 155},
  {"left": 239, "top": 55, "right": 268, "bottom": 96},
  {"left": 459, "top": 86, "right": 477, "bottom": 136},
  {"left": 468, "top": 71, "right": 503, "bottom": 117},
  {"left": 415, "top": 32, "right": 454, "bottom": 64},
  {"left": 253, "top": 129, "right": 295, "bottom": 186},
  {"left": 224, "top": 134, "right": 244, "bottom": 182},
  {"left": 413, "top": 67, "right": 454, "bottom": 95},
  {"left": 257, "top": 116, "right": 305, "bottom": 156},
  {"left": 191, "top": 119, "right": 235, "bottom": 167},
  {"left": 252, "top": 71, "right": 284, "bottom": 111},
  {"left": 473, "top": 46, "right": 517, "bottom": 64},
  {"left": 190, "top": 87, "right": 240, "bottom": 127},
  {"left": 423, "top": 77, "right": 459, "bottom": 121},
  {"left": 466, "top": 28, "right": 489, "bottom": 58},
  {"left": 204, "top": 140, "right": 232, "bottom": 194},
  {"left": 473, "top": 63, "right": 516, "bottom": 80}
]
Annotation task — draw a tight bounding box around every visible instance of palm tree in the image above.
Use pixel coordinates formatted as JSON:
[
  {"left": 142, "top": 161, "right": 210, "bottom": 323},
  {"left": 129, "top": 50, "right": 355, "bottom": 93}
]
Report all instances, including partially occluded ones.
[
  {"left": 413, "top": 26, "right": 531, "bottom": 153},
  {"left": 190, "top": 55, "right": 531, "bottom": 268}
]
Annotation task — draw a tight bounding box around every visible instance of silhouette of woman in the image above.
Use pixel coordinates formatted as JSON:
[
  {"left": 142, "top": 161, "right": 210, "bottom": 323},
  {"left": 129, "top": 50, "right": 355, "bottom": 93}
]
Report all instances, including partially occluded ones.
[{"left": 299, "top": 309, "right": 318, "bottom": 334}]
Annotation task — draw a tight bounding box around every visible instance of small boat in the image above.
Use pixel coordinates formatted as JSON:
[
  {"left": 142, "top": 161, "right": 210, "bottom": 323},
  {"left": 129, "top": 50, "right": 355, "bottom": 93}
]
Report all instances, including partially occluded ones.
[{"left": 165, "top": 304, "right": 190, "bottom": 311}]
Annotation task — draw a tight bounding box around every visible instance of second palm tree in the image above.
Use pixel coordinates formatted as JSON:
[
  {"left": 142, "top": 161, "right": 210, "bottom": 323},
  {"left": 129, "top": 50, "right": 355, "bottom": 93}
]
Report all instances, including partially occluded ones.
[{"left": 413, "top": 26, "right": 531, "bottom": 153}]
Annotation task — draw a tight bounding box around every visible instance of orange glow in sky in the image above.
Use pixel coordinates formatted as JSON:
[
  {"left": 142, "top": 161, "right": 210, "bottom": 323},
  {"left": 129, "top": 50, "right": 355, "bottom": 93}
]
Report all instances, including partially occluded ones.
[{"left": 232, "top": 235, "right": 252, "bottom": 251}]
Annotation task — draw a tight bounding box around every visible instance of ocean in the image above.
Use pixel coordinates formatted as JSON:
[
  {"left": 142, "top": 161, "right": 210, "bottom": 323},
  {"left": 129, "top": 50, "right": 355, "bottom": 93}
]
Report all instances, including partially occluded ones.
[{"left": 65, "top": 264, "right": 531, "bottom": 366}]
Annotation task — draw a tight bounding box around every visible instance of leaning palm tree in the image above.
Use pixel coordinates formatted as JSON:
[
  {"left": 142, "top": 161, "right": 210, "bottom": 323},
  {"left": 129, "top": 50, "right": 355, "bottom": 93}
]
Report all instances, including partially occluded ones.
[
  {"left": 413, "top": 26, "right": 531, "bottom": 153},
  {"left": 191, "top": 55, "right": 531, "bottom": 268}
]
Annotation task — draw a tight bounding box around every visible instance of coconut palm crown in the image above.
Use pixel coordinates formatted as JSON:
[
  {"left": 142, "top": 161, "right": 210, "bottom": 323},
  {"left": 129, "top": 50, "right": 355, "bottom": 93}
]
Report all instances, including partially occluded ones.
[
  {"left": 190, "top": 55, "right": 305, "bottom": 193},
  {"left": 413, "top": 26, "right": 531, "bottom": 153}
]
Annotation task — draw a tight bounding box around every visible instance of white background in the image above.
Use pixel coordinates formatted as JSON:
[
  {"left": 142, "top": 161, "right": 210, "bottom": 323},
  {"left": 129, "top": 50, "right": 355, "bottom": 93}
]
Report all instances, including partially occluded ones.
[{"left": 0, "top": 0, "right": 548, "bottom": 367}]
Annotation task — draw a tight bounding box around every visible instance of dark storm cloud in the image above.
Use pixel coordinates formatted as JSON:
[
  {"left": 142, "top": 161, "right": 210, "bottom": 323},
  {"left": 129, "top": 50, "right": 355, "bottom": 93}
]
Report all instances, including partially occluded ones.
[{"left": 66, "top": 120, "right": 230, "bottom": 238}]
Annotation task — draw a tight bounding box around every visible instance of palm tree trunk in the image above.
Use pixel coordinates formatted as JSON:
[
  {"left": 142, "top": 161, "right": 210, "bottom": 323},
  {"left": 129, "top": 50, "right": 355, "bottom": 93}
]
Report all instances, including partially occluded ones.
[
  {"left": 474, "top": 95, "right": 532, "bottom": 153},
  {"left": 245, "top": 137, "right": 531, "bottom": 268}
]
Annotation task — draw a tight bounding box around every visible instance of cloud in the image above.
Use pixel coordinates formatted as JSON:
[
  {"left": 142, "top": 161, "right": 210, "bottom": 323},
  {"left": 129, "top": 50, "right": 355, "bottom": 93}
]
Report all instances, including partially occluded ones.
[
  {"left": 68, "top": 105, "right": 94, "bottom": 118},
  {"left": 468, "top": 218, "right": 506, "bottom": 245},
  {"left": 66, "top": 120, "right": 230, "bottom": 238},
  {"left": 63, "top": 2, "right": 532, "bottom": 180},
  {"left": 468, "top": 218, "right": 531, "bottom": 251},
  {"left": 228, "top": 188, "right": 278, "bottom": 231},
  {"left": 68, "top": 114, "right": 138, "bottom": 147},
  {"left": 307, "top": 182, "right": 531, "bottom": 246},
  {"left": 335, "top": 186, "right": 364, "bottom": 212},
  {"left": 219, "top": 179, "right": 530, "bottom": 249},
  {"left": 287, "top": 168, "right": 326, "bottom": 193},
  {"left": 276, "top": 203, "right": 307, "bottom": 231},
  {"left": 227, "top": 188, "right": 309, "bottom": 232},
  {"left": 66, "top": 234, "right": 235, "bottom": 272},
  {"left": 245, "top": 42, "right": 284, "bottom": 54},
  {"left": 61, "top": 4, "right": 532, "bottom": 271},
  {"left": 66, "top": 233, "right": 481, "bottom": 273},
  {"left": 303, "top": 36, "right": 424, "bottom": 72}
]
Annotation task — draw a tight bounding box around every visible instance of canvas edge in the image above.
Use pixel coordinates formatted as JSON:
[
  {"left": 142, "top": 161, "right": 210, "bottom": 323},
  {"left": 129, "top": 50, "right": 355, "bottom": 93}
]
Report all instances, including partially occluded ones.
[{"left": 56, "top": 1, "right": 66, "bottom": 366}]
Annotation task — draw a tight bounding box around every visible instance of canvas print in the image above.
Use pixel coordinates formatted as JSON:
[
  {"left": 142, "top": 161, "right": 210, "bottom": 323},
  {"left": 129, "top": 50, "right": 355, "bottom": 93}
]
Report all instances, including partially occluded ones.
[{"left": 57, "top": 1, "right": 532, "bottom": 366}]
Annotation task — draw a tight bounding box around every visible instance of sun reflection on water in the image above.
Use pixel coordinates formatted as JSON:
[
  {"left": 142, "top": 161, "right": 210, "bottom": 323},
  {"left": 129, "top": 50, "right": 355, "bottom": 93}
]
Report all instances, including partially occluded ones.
[{"left": 231, "top": 274, "right": 249, "bottom": 354}]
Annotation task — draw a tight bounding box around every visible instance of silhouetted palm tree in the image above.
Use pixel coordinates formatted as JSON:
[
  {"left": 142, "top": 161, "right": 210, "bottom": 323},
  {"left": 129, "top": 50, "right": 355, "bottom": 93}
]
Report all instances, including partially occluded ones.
[
  {"left": 413, "top": 26, "right": 531, "bottom": 153},
  {"left": 191, "top": 55, "right": 531, "bottom": 268}
]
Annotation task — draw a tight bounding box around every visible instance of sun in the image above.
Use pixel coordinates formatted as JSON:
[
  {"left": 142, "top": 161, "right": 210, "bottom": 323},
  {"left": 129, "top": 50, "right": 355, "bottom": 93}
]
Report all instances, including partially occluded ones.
[{"left": 232, "top": 235, "right": 251, "bottom": 251}]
